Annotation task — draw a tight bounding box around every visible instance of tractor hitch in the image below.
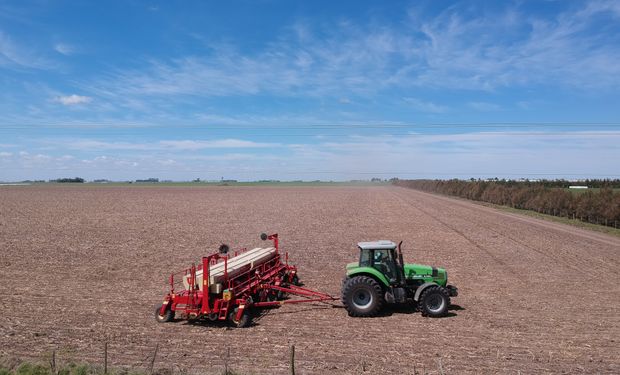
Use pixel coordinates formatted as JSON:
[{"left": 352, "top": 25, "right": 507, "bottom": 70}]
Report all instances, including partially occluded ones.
[{"left": 446, "top": 285, "right": 458, "bottom": 297}]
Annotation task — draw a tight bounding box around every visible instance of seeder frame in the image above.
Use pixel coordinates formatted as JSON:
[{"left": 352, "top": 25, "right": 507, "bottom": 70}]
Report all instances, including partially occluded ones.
[{"left": 156, "top": 233, "right": 336, "bottom": 327}]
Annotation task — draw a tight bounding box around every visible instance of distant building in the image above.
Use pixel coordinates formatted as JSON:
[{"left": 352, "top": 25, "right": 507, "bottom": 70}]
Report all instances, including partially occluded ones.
[{"left": 569, "top": 186, "right": 588, "bottom": 189}]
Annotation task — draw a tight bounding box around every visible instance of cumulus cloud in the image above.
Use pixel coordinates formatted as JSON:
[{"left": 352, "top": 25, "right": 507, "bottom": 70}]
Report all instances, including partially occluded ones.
[{"left": 55, "top": 94, "right": 92, "bottom": 106}]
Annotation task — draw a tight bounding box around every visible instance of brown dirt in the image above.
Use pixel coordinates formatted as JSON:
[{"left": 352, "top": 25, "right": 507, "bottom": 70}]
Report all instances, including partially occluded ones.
[{"left": 0, "top": 185, "right": 618, "bottom": 374}]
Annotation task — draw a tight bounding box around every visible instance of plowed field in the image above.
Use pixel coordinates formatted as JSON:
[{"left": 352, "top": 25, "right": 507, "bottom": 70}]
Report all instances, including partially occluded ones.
[{"left": 1, "top": 185, "right": 618, "bottom": 374}]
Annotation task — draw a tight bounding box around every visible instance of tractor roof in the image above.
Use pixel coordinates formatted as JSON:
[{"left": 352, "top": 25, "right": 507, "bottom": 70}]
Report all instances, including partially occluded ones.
[{"left": 357, "top": 240, "right": 397, "bottom": 250}]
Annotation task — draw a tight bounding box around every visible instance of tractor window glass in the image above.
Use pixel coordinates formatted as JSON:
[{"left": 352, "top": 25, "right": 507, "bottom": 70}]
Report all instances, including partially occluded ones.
[
  {"left": 360, "top": 250, "right": 371, "bottom": 267},
  {"left": 373, "top": 250, "right": 395, "bottom": 279}
]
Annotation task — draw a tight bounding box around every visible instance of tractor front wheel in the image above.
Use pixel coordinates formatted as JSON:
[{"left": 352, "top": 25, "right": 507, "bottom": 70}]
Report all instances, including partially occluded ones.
[
  {"left": 419, "top": 286, "right": 450, "bottom": 318},
  {"left": 341, "top": 276, "right": 384, "bottom": 317},
  {"left": 154, "top": 305, "right": 174, "bottom": 323},
  {"left": 228, "top": 307, "right": 251, "bottom": 328}
]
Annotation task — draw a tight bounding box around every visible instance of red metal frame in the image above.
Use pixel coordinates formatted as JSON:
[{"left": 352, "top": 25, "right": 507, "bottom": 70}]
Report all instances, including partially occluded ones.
[{"left": 158, "top": 233, "right": 336, "bottom": 325}]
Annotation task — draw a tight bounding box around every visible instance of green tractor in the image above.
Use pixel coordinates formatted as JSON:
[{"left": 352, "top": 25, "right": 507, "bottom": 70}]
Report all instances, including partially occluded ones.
[{"left": 342, "top": 240, "right": 458, "bottom": 318}]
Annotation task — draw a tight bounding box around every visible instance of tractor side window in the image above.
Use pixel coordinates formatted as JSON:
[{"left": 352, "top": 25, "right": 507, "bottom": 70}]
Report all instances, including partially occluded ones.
[
  {"left": 372, "top": 250, "right": 395, "bottom": 279},
  {"left": 360, "top": 250, "right": 371, "bottom": 267}
]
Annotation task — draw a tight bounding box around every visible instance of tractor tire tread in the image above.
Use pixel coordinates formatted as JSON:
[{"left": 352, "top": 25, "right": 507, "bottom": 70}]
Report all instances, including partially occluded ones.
[
  {"left": 341, "top": 276, "right": 384, "bottom": 317},
  {"left": 419, "top": 286, "right": 450, "bottom": 318}
]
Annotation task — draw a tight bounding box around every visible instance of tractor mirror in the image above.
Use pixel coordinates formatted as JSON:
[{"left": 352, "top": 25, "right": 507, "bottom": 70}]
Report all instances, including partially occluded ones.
[{"left": 260, "top": 233, "right": 268, "bottom": 241}]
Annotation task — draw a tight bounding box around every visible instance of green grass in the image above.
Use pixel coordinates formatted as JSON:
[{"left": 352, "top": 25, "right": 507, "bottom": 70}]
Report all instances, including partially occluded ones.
[
  {"left": 478, "top": 201, "right": 620, "bottom": 237},
  {"left": 0, "top": 358, "right": 244, "bottom": 375},
  {"left": 1, "top": 361, "right": 97, "bottom": 375}
]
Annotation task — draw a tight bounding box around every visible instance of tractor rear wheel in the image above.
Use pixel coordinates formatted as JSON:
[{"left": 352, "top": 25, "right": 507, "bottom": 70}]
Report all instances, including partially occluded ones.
[
  {"left": 341, "top": 276, "right": 384, "bottom": 317},
  {"left": 228, "top": 307, "right": 251, "bottom": 328},
  {"left": 419, "top": 286, "right": 450, "bottom": 318},
  {"left": 154, "top": 305, "right": 174, "bottom": 323}
]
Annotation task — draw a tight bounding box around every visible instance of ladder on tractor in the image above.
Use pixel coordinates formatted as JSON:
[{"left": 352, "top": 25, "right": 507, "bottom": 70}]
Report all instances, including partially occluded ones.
[{"left": 218, "top": 300, "right": 230, "bottom": 320}]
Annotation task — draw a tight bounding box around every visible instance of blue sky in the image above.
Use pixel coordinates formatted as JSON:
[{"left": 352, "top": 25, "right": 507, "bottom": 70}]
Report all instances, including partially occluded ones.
[{"left": 1, "top": 0, "right": 619, "bottom": 181}]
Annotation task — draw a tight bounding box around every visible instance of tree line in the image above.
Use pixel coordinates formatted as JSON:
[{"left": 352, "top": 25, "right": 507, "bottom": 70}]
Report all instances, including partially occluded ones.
[
  {"left": 52, "top": 177, "right": 85, "bottom": 183},
  {"left": 393, "top": 179, "right": 620, "bottom": 228}
]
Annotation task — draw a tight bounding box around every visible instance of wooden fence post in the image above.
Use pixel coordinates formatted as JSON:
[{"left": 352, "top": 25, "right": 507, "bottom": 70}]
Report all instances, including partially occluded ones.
[
  {"left": 104, "top": 342, "right": 108, "bottom": 375},
  {"left": 149, "top": 343, "right": 159, "bottom": 375},
  {"left": 290, "top": 345, "right": 295, "bottom": 375},
  {"left": 49, "top": 349, "right": 56, "bottom": 375}
]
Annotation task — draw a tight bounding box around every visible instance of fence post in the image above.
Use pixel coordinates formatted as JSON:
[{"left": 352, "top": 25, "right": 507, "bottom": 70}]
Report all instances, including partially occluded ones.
[
  {"left": 49, "top": 349, "right": 56, "bottom": 375},
  {"left": 290, "top": 345, "right": 295, "bottom": 375},
  {"left": 104, "top": 342, "right": 108, "bottom": 375},
  {"left": 149, "top": 343, "right": 159, "bottom": 375}
]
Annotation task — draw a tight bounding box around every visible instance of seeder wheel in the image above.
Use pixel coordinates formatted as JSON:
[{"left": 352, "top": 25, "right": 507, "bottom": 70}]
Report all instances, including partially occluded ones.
[
  {"left": 154, "top": 305, "right": 174, "bottom": 323},
  {"left": 228, "top": 307, "right": 251, "bottom": 328}
]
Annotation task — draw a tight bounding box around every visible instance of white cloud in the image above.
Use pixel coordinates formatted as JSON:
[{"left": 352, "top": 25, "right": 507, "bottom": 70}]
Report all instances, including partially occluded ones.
[
  {"left": 55, "top": 94, "right": 93, "bottom": 106},
  {"left": 54, "top": 43, "right": 74, "bottom": 56},
  {"left": 159, "top": 139, "right": 278, "bottom": 150},
  {"left": 409, "top": 0, "right": 620, "bottom": 90},
  {"left": 59, "top": 138, "right": 278, "bottom": 151},
  {"left": 0, "top": 151, "right": 12, "bottom": 157},
  {"left": 77, "top": 1, "right": 620, "bottom": 105},
  {"left": 403, "top": 98, "right": 448, "bottom": 113},
  {"left": 4, "top": 131, "right": 619, "bottom": 181},
  {"left": 0, "top": 30, "right": 50, "bottom": 69}
]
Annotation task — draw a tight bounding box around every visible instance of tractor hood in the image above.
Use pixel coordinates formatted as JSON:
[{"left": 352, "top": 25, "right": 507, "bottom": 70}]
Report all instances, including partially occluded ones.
[
  {"left": 404, "top": 263, "right": 448, "bottom": 286},
  {"left": 346, "top": 262, "right": 357, "bottom": 271}
]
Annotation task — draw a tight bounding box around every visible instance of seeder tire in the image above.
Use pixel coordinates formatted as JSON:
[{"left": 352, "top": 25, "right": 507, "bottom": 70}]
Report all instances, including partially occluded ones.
[
  {"left": 418, "top": 286, "right": 450, "bottom": 318},
  {"left": 154, "top": 305, "right": 174, "bottom": 323},
  {"left": 341, "top": 276, "right": 384, "bottom": 317},
  {"left": 228, "top": 307, "right": 251, "bottom": 328},
  {"left": 290, "top": 274, "right": 301, "bottom": 286}
]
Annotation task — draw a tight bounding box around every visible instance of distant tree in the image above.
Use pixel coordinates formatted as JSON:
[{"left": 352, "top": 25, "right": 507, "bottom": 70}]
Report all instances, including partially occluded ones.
[{"left": 53, "top": 177, "right": 84, "bottom": 183}]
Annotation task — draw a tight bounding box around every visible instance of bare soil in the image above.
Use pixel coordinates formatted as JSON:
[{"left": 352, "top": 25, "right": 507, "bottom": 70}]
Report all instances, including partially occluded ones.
[{"left": 0, "top": 185, "right": 618, "bottom": 374}]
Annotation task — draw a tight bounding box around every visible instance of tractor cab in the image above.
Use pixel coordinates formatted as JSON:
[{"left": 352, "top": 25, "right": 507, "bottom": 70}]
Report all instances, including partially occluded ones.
[{"left": 357, "top": 240, "right": 405, "bottom": 285}]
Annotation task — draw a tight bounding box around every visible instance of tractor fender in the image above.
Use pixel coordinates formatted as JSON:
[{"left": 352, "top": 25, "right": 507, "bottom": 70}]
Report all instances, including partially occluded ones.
[
  {"left": 345, "top": 268, "right": 391, "bottom": 289},
  {"left": 413, "top": 282, "right": 440, "bottom": 302}
]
